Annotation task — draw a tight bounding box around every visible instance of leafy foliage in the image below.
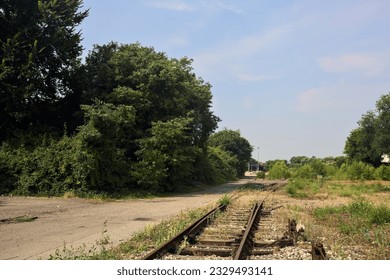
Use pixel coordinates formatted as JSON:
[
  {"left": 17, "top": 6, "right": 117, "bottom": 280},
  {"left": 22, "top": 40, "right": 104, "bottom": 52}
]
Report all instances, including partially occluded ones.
[
  {"left": 208, "top": 129, "right": 252, "bottom": 176},
  {"left": 0, "top": 3, "right": 258, "bottom": 196},
  {"left": 345, "top": 93, "right": 390, "bottom": 166},
  {"left": 206, "top": 146, "right": 238, "bottom": 183},
  {"left": 132, "top": 118, "right": 199, "bottom": 192},
  {"left": 0, "top": 0, "right": 88, "bottom": 140},
  {"left": 1, "top": 101, "right": 136, "bottom": 195},
  {"left": 267, "top": 160, "right": 291, "bottom": 179}
]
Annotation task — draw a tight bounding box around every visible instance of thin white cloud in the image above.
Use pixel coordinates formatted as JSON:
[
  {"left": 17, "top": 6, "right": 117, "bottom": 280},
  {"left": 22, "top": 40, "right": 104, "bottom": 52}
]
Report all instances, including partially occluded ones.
[
  {"left": 319, "top": 53, "right": 388, "bottom": 76},
  {"left": 192, "top": 25, "right": 291, "bottom": 81},
  {"left": 147, "top": 0, "right": 194, "bottom": 11},
  {"left": 294, "top": 82, "right": 390, "bottom": 113}
]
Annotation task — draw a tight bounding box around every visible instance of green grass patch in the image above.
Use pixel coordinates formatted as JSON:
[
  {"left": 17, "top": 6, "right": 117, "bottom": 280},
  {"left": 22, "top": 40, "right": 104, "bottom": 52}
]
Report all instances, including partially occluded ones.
[
  {"left": 313, "top": 199, "right": 390, "bottom": 253},
  {"left": 285, "top": 179, "right": 323, "bottom": 198},
  {"left": 218, "top": 194, "right": 232, "bottom": 206},
  {"left": 314, "top": 200, "right": 390, "bottom": 228},
  {"left": 327, "top": 183, "right": 390, "bottom": 197}
]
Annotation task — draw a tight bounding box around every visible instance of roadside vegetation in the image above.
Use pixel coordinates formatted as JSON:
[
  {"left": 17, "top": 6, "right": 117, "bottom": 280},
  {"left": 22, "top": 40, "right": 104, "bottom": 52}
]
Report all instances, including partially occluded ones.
[{"left": 0, "top": 1, "right": 252, "bottom": 197}]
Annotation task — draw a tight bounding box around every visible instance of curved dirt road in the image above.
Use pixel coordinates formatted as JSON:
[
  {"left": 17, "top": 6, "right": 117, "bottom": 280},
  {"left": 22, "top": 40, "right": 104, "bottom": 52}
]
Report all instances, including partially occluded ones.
[{"left": 0, "top": 177, "right": 254, "bottom": 260}]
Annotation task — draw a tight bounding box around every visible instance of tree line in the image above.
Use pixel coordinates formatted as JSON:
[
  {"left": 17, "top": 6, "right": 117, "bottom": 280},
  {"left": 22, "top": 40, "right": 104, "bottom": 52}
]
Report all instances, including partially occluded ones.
[
  {"left": 0, "top": 1, "right": 253, "bottom": 196},
  {"left": 260, "top": 92, "right": 390, "bottom": 181},
  {"left": 262, "top": 155, "right": 390, "bottom": 181}
]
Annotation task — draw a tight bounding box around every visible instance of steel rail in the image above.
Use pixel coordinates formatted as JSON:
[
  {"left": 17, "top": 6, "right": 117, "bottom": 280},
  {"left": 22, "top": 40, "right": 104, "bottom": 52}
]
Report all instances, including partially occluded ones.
[
  {"left": 143, "top": 203, "right": 228, "bottom": 260},
  {"left": 233, "top": 201, "right": 264, "bottom": 260}
]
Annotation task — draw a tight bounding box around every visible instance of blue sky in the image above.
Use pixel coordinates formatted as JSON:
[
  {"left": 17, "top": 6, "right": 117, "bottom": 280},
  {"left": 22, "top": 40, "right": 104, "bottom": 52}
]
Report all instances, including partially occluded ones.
[{"left": 79, "top": 0, "right": 390, "bottom": 162}]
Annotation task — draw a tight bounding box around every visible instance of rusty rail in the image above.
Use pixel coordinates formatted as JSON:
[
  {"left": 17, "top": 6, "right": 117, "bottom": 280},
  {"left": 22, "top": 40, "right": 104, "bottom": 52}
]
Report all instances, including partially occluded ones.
[
  {"left": 143, "top": 203, "right": 228, "bottom": 260},
  {"left": 233, "top": 201, "right": 264, "bottom": 260}
]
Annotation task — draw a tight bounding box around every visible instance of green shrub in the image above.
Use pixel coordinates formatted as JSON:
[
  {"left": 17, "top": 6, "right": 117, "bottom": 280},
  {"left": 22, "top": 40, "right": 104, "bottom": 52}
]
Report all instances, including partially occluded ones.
[
  {"left": 336, "top": 162, "right": 376, "bottom": 180},
  {"left": 1, "top": 101, "right": 135, "bottom": 196},
  {"left": 206, "top": 146, "right": 238, "bottom": 184},
  {"left": 267, "top": 160, "right": 291, "bottom": 179},
  {"left": 256, "top": 171, "right": 265, "bottom": 179},
  {"left": 0, "top": 144, "right": 19, "bottom": 194},
  {"left": 375, "top": 165, "right": 390, "bottom": 180},
  {"left": 370, "top": 204, "right": 390, "bottom": 225},
  {"left": 292, "top": 164, "right": 316, "bottom": 179},
  {"left": 286, "top": 179, "right": 308, "bottom": 198}
]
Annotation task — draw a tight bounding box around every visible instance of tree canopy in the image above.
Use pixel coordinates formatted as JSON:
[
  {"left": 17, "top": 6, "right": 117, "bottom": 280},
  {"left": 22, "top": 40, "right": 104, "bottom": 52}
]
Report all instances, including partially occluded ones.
[
  {"left": 0, "top": 2, "right": 256, "bottom": 196},
  {"left": 0, "top": 0, "right": 88, "bottom": 140},
  {"left": 345, "top": 93, "right": 390, "bottom": 166},
  {"left": 208, "top": 129, "right": 253, "bottom": 176}
]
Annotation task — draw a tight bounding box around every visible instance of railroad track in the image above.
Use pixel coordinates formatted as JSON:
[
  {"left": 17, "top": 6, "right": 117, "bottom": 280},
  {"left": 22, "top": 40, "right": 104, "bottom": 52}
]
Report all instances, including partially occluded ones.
[{"left": 143, "top": 197, "right": 326, "bottom": 260}]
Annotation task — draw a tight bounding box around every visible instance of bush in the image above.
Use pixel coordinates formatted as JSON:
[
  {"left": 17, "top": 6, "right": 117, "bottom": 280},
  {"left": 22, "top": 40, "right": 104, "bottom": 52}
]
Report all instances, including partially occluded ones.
[
  {"left": 0, "top": 101, "right": 135, "bottom": 196},
  {"left": 206, "top": 146, "right": 238, "bottom": 184},
  {"left": 0, "top": 144, "right": 19, "bottom": 194},
  {"left": 292, "top": 164, "right": 316, "bottom": 179},
  {"left": 375, "top": 165, "right": 390, "bottom": 180},
  {"left": 336, "top": 162, "right": 376, "bottom": 180},
  {"left": 267, "top": 161, "right": 291, "bottom": 179},
  {"left": 256, "top": 171, "right": 265, "bottom": 179}
]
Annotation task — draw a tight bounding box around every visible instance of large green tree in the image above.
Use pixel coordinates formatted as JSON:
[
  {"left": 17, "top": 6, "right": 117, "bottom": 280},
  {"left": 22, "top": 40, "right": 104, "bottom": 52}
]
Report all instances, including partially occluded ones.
[
  {"left": 345, "top": 93, "right": 390, "bottom": 166},
  {"left": 208, "top": 129, "right": 253, "bottom": 176},
  {"left": 84, "top": 43, "right": 219, "bottom": 144},
  {"left": 0, "top": 0, "right": 88, "bottom": 140},
  {"left": 83, "top": 43, "right": 220, "bottom": 190}
]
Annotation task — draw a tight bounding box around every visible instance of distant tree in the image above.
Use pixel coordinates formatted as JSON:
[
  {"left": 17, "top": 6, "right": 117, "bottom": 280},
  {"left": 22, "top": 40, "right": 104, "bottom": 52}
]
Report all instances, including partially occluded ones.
[
  {"left": 345, "top": 93, "right": 390, "bottom": 166},
  {"left": 289, "top": 156, "right": 311, "bottom": 167},
  {"left": 0, "top": 0, "right": 88, "bottom": 140},
  {"left": 208, "top": 129, "right": 253, "bottom": 176}
]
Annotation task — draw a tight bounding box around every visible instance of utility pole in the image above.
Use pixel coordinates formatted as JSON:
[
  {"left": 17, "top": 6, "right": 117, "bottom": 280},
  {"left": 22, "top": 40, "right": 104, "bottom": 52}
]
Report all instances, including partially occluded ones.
[{"left": 257, "top": 147, "right": 259, "bottom": 172}]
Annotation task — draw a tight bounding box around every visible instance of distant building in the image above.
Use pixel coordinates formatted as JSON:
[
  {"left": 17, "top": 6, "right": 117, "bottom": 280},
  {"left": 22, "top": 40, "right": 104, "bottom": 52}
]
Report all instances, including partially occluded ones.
[
  {"left": 248, "top": 162, "right": 264, "bottom": 172},
  {"left": 381, "top": 154, "right": 390, "bottom": 163}
]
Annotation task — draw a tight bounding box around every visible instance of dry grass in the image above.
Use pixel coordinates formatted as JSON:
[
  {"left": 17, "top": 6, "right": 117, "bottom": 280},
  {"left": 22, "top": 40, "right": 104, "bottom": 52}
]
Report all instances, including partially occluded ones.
[
  {"left": 266, "top": 179, "right": 390, "bottom": 259},
  {"left": 49, "top": 180, "right": 390, "bottom": 260}
]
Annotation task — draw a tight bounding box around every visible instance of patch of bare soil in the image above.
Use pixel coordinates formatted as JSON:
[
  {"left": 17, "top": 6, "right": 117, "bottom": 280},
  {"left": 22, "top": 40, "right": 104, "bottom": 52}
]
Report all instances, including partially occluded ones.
[{"left": 0, "top": 178, "right": 254, "bottom": 260}]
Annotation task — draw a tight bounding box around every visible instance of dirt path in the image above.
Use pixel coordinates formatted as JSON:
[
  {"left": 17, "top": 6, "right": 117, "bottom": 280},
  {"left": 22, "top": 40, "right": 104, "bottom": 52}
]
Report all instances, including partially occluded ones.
[{"left": 0, "top": 177, "right": 254, "bottom": 260}]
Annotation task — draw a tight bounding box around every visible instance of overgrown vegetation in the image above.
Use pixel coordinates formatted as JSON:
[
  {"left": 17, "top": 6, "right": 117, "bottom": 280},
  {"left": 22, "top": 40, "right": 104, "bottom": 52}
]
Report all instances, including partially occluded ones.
[
  {"left": 0, "top": 1, "right": 253, "bottom": 196},
  {"left": 218, "top": 195, "right": 232, "bottom": 206},
  {"left": 313, "top": 199, "right": 390, "bottom": 258},
  {"left": 263, "top": 156, "right": 390, "bottom": 182}
]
